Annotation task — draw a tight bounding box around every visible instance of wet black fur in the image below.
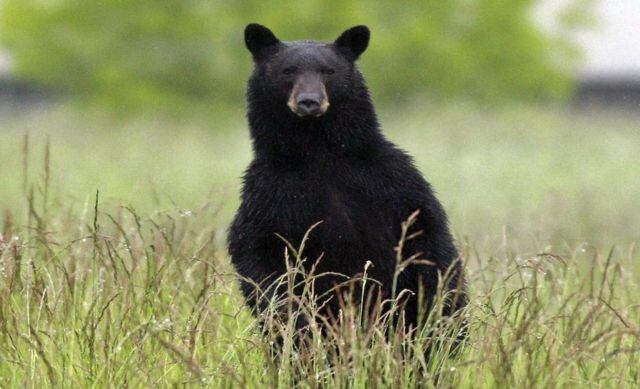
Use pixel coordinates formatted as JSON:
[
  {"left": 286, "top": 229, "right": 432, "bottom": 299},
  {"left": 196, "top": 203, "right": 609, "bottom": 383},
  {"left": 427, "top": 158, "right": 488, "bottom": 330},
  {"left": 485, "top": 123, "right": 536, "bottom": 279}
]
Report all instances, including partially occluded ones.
[{"left": 228, "top": 24, "right": 467, "bottom": 335}]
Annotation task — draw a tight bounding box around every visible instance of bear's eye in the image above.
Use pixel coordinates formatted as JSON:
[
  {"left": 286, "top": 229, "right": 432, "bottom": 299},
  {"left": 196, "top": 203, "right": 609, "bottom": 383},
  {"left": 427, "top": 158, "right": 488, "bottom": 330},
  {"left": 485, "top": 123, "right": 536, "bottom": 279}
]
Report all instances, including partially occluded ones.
[
  {"left": 282, "top": 67, "right": 297, "bottom": 75},
  {"left": 322, "top": 68, "right": 336, "bottom": 75}
]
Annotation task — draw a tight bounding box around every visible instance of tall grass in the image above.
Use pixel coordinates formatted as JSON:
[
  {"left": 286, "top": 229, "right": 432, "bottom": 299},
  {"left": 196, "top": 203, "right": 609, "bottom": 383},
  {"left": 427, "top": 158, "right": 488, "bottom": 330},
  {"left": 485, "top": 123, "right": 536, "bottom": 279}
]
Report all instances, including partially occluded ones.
[{"left": 1, "top": 107, "right": 638, "bottom": 387}]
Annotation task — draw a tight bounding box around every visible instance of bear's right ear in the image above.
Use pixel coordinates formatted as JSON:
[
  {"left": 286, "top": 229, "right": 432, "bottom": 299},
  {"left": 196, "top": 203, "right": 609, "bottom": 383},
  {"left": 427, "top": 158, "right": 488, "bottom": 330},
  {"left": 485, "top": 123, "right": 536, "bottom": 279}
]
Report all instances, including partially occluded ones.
[
  {"left": 334, "top": 25, "right": 370, "bottom": 61},
  {"left": 245, "top": 23, "right": 280, "bottom": 61}
]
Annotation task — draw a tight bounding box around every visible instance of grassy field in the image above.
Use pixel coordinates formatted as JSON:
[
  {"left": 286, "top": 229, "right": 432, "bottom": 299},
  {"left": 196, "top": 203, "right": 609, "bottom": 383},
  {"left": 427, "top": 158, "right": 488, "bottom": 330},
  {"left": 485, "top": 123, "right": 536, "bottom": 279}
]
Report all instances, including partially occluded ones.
[{"left": 0, "top": 104, "right": 639, "bottom": 387}]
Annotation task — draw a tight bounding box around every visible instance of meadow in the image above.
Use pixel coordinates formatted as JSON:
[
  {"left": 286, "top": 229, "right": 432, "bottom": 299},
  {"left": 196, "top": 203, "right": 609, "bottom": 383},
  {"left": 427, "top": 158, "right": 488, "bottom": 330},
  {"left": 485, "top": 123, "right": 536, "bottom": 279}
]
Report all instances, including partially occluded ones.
[{"left": 0, "top": 103, "right": 638, "bottom": 387}]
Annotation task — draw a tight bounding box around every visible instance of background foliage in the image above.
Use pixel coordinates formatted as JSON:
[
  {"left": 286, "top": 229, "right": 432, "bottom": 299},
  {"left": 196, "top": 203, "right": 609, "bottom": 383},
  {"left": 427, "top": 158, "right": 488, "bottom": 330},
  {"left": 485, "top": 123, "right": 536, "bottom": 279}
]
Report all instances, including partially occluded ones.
[
  {"left": 0, "top": 1, "right": 637, "bottom": 386},
  {"left": 0, "top": 106, "right": 638, "bottom": 386},
  {"left": 0, "top": 0, "right": 581, "bottom": 114}
]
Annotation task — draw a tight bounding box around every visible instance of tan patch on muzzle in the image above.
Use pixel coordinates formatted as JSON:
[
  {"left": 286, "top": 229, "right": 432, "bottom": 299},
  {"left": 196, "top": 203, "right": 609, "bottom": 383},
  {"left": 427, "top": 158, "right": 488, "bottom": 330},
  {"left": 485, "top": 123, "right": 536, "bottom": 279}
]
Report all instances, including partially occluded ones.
[
  {"left": 318, "top": 83, "right": 330, "bottom": 114},
  {"left": 287, "top": 76, "right": 330, "bottom": 117},
  {"left": 287, "top": 83, "right": 300, "bottom": 113}
]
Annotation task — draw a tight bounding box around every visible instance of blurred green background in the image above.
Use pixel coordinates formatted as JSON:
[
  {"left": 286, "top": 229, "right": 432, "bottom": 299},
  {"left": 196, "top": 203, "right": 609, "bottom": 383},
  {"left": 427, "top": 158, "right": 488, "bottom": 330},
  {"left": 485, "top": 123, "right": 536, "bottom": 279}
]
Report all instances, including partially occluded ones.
[
  {"left": 0, "top": 0, "right": 589, "bottom": 114},
  {"left": 2, "top": 3, "right": 640, "bottom": 386},
  {"left": 0, "top": 0, "right": 638, "bottom": 247}
]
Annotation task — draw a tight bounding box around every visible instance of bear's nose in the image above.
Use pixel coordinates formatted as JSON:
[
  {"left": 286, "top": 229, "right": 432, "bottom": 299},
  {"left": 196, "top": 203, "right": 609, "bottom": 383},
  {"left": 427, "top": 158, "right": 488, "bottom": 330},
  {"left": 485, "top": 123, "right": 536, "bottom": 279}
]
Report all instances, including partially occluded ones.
[{"left": 295, "top": 93, "right": 324, "bottom": 116}]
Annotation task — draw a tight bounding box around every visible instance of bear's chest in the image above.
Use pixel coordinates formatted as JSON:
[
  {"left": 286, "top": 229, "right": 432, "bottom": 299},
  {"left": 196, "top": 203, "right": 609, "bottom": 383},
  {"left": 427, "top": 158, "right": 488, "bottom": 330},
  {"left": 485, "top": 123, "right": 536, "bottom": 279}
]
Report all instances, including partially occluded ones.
[{"left": 261, "top": 163, "right": 398, "bottom": 257}]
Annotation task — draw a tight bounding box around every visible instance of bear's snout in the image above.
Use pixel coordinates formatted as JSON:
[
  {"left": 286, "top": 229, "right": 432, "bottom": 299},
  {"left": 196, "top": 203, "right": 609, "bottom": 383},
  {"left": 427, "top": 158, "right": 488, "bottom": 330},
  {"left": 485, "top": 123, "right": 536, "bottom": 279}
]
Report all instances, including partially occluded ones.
[
  {"left": 295, "top": 93, "right": 325, "bottom": 116},
  {"left": 287, "top": 74, "right": 329, "bottom": 117}
]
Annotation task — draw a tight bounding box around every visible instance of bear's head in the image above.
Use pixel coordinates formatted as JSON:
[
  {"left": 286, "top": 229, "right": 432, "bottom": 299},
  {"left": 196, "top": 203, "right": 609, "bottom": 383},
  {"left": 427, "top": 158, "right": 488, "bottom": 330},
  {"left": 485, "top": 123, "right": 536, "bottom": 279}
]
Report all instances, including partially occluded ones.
[{"left": 244, "top": 23, "right": 370, "bottom": 119}]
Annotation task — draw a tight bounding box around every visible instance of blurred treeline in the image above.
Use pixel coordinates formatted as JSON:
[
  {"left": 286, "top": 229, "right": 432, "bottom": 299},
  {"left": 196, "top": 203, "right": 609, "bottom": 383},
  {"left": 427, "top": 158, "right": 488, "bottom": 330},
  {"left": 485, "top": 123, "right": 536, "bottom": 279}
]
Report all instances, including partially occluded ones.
[{"left": 0, "top": 1, "right": 590, "bottom": 115}]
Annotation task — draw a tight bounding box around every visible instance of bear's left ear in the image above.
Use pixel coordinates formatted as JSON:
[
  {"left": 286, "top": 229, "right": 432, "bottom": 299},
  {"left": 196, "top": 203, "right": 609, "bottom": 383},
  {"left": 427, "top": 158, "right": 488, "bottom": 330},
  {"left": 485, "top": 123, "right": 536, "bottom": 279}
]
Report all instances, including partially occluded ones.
[
  {"left": 245, "top": 23, "right": 280, "bottom": 61},
  {"left": 334, "top": 25, "right": 370, "bottom": 61}
]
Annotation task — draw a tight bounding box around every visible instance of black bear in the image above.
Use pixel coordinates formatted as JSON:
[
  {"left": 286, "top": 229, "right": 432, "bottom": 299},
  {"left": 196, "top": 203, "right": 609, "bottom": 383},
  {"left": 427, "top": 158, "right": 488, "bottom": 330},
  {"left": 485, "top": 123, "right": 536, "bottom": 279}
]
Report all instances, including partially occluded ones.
[{"left": 228, "top": 24, "right": 467, "bottom": 338}]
